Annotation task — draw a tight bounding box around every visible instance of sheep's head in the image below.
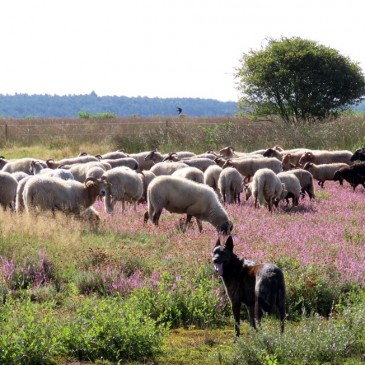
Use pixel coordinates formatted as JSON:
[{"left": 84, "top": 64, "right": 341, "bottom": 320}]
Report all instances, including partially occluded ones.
[
  {"left": 218, "top": 220, "right": 233, "bottom": 236},
  {"left": 222, "top": 160, "right": 233, "bottom": 169},
  {"left": 303, "top": 162, "right": 313, "bottom": 171},
  {"left": 299, "top": 152, "right": 314, "bottom": 166},
  {"left": 350, "top": 148, "right": 365, "bottom": 162},
  {"left": 281, "top": 154, "right": 292, "bottom": 171},
  {"left": 219, "top": 146, "right": 235, "bottom": 158},
  {"left": 163, "top": 152, "right": 179, "bottom": 162},
  {"left": 263, "top": 148, "right": 275, "bottom": 157},
  {"left": 84, "top": 177, "right": 108, "bottom": 199},
  {"left": 46, "top": 159, "right": 57, "bottom": 169},
  {"left": 144, "top": 150, "right": 157, "bottom": 161}
]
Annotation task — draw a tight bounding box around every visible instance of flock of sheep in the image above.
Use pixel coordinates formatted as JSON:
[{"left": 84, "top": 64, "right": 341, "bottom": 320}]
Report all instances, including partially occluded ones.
[{"left": 0, "top": 145, "right": 364, "bottom": 233}]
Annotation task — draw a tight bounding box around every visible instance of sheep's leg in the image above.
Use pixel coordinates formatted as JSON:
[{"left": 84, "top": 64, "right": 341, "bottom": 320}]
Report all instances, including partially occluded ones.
[
  {"left": 247, "top": 305, "right": 256, "bottom": 330},
  {"left": 143, "top": 211, "right": 149, "bottom": 223},
  {"left": 196, "top": 218, "right": 203, "bottom": 232},
  {"left": 183, "top": 215, "right": 193, "bottom": 232},
  {"left": 152, "top": 211, "right": 161, "bottom": 226}
]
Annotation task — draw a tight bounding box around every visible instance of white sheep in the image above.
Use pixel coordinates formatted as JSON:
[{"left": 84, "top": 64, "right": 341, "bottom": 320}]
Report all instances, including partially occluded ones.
[
  {"left": 99, "top": 157, "right": 139, "bottom": 170},
  {"left": 102, "top": 167, "right": 143, "bottom": 213},
  {"left": 137, "top": 170, "right": 156, "bottom": 204},
  {"left": 218, "top": 167, "right": 243, "bottom": 204},
  {"left": 12, "top": 171, "right": 29, "bottom": 182},
  {"left": 163, "top": 153, "right": 216, "bottom": 172},
  {"left": 278, "top": 168, "right": 315, "bottom": 200},
  {"left": 2, "top": 158, "right": 47, "bottom": 174},
  {"left": 275, "top": 172, "right": 302, "bottom": 207},
  {"left": 299, "top": 150, "right": 353, "bottom": 167},
  {"left": 0, "top": 171, "right": 18, "bottom": 211},
  {"left": 150, "top": 161, "right": 188, "bottom": 176},
  {"left": 23, "top": 176, "right": 108, "bottom": 218},
  {"left": 203, "top": 164, "right": 223, "bottom": 193},
  {"left": 46, "top": 155, "right": 99, "bottom": 169},
  {"left": 128, "top": 151, "right": 156, "bottom": 170},
  {"left": 144, "top": 175, "right": 233, "bottom": 234},
  {"left": 97, "top": 150, "right": 128, "bottom": 160},
  {"left": 303, "top": 162, "right": 349, "bottom": 188},
  {"left": 85, "top": 166, "right": 106, "bottom": 180},
  {"left": 29, "top": 160, "right": 74, "bottom": 180},
  {"left": 15, "top": 175, "right": 33, "bottom": 213},
  {"left": 222, "top": 157, "right": 282, "bottom": 183},
  {"left": 68, "top": 161, "right": 111, "bottom": 182},
  {"left": 248, "top": 168, "right": 286, "bottom": 212},
  {"left": 171, "top": 166, "right": 204, "bottom": 183}
]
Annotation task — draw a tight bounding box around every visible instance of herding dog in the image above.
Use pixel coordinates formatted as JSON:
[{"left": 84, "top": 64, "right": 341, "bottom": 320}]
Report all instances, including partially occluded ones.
[{"left": 212, "top": 236, "right": 286, "bottom": 337}]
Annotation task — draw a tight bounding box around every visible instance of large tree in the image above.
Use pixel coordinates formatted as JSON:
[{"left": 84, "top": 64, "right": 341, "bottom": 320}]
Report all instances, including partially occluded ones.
[{"left": 236, "top": 36, "right": 365, "bottom": 124}]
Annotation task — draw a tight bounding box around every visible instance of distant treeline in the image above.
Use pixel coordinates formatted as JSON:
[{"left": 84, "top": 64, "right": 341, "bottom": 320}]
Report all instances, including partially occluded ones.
[{"left": 0, "top": 92, "right": 238, "bottom": 118}]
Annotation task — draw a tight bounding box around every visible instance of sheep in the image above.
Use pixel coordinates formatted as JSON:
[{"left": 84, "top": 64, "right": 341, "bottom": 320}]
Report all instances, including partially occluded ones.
[
  {"left": 163, "top": 151, "right": 196, "bottom": 161},
  {"left": 0, "top": 171, "right": 18, "bottom": 211},
  {"left": 218, "top": 167, "right": 243, "bottom": 204},
  {"left": 262, "top": 148, "right": 284, "bottom": 161},
  {"left": 15, "top": 175, "right": 33, "bottom": 213},
  {"left": 68, "top": 161, "right": 111, "bottom": 182},
  {"left": 299, "top": 150, "right": 353, "bottom": 167},
  {"left": 29, "top": 160, "right": 74, "bottom": 180},
  {"left": 247, "top": 168, "right": 286, "bottom": 212},
  {"left": 350, "top": 148, "right": 365, "bottom": 162},
  {"left": 85, "top": 166, "right": 106, "bottom": 180},
  {"left": 171, "top": 166, "right": 204, "bottom": 183},
  {"left": 46, "top": 155, "right": 99, "bottom": 169},
  {"left": 143, "top": 175, "right": 233, "bottom": 234},
  {"left": 12, "top": 171, "right": 29, "bottom": 182},
  {"left": 99, "top": 157, "right": 139, "bottom": 170},
  {"left": 278, "top": 168, "right": 315, "bottom": 200},
  {"left": 149, "top": 161, "right": 188, "bottom": 176},
  {"left": 333, "top": 163, "right": 365, "bottom": 191},
  {"left": 222, "top": 157, "right": 282, "bottom": 183},
  {"left": 144, "top": 150, "right": 166, "bottom": 164},
  {"left": 102, "top": 167, "right": 143, "bottom": 213},
  {"left": 128, "top": 151, "right": 156, "bottom": 170},
  {"left": 303, "top": 162, "right": 349, "bottom": 188},
  {"left": 275, "top": 172, "right": 302, "bottom": 207},
  {"left": 203, "top": 164, "right": 223, "bottom": 193},
  {"left": 163, "top": 153, "right": 216, "bottom": 172},
  {"left": 23, "top": 176, "right": 108, "bottom": 218},
  {"left": 281, "top": 152, "right": 305, "bottom": 171},
  {"left": 137, "top": 170, "right": 156, "bottom": 203},
  {"left": 2, "top": 158, "right": 47, "bottom": 174},
  {"left": 79, "top": 206, "right": 101, "bottom": 229},
  {"left": 97, "top": 150, "right": 128, "bottom": 160}
]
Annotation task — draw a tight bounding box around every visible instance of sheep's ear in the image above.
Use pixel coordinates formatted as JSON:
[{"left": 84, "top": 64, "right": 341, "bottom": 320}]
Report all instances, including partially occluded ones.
[{"left": 225, "top": 236, "right": 234, "bottom": 251}]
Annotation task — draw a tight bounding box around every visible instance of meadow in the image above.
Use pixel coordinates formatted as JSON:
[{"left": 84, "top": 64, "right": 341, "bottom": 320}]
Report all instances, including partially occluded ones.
[{"left": 0, "top": 116, "right": 365, "bottom": 364}]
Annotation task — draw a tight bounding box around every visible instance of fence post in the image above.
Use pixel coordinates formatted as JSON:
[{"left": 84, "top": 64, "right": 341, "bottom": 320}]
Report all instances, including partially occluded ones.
[
  {"left": 5, "top": 123, "right": 8, "bottom": 141},
  {"left": 164, "top": 120, "right": 168, "bottom": 143}
]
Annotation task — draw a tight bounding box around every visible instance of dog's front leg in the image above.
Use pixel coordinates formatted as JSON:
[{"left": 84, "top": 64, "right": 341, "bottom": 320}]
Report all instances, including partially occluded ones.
[{"left": 232, "top": 302, "right": 241, "bottom": 337}]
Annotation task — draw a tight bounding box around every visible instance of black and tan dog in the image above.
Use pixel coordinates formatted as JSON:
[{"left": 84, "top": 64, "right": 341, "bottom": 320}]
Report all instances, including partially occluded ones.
[{"left": 212, "top": 235, "right": 286, "bottom": 337}]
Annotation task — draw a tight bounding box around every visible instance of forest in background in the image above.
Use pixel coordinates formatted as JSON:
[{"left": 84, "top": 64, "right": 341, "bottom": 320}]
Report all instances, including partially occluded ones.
[{"left": 0, "top": 92, "right": 238, "bottom": 118}]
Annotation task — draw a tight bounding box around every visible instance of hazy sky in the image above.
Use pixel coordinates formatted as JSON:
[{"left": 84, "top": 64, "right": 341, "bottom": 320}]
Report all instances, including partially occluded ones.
[{"left": 0, "top": 0, "right": 364, "bottom": 101}]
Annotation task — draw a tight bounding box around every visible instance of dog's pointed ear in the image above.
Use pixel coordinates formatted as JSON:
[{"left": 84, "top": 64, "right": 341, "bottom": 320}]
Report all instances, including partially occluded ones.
[
  {"left": 214, "top": 237, "right": 221, "bottom": 248},
  {"left": 225, "top": 236, "right": 234, "bottom": 251}
]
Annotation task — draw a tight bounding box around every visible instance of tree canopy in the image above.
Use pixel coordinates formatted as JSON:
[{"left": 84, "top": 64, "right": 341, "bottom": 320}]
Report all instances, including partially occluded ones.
[{"left": 236, "top": 36, "right": 365, "bottom": 124}]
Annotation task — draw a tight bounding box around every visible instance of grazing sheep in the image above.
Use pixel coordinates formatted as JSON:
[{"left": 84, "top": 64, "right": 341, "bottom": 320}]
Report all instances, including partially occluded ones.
[
  {"left": 137, "top": 170, "right": 156, "bottom": 204},
  {"left": 275, "top": 172, "right": 302, "bottom": 207},
  {"left": 102, "top": 167, "right": 143, "bottom": 213},
  {"left": 350, "top": 148, "right": 365, "bottom": 162},
  {"left": 2, "top": 158, "right": 47, "bottom": 174},
  {"left": 69, "top": 161, "right": 111, "bottom": 182},
  {"left": 222, "top": 157, "right": 282, "bottom": 183},
  {"left": 0, "top": 171, "right": 18, "bottom": 211},
  {"left": 212, "top": 235, "right": 286, "bottom": 336},
  {"left": 333, "top": 163, "right": 365, "bottom": 191},
  {"left": 29, "top": 160, "right": 74, "bottom": 180},
  {"left": 278, "top": 168, "right": 315, "bottom": 200},
  {"left": 299, "top": 150, "right": 353, "bottom": 167},
  {"left": 303, "top": 162, "right": 349, "bottom": 188},
  {"left": 97, "top": 150, "right": 128, "bottom": 160},
  {"left": 144, "top": 175, "right": 233, "bottom": 234},
  {"left": 218, "top": 167, "right": 243, "bottom": 204},
  {"left": 79, "top": 206, "right": 101, "bottom": 229},
  {"left": 172, "top": 166, "right": 204, "bottom": 183},
  {"left": 204, "top": 164, "right": 223, "bottom": 193},
  {"left": 150, "top": 161, "right": 188, "bottom": 176},
  {"left": 15, "top": 175, "right": 33, "bottom": 213},
  {"left": 248, "top": 168, "right": 286, "bottom": 212},
  {"left": 100, "top": 157, "right": 139, "bottom": 170},
  {"left": 46, "top": 155, "right": 99, "bottom": 169},
  {"left": 128, "top": 151, "right": 156, "bottom": 170},
  {"left": 23, "top": 176, "right": 108, "bottom": 217}
]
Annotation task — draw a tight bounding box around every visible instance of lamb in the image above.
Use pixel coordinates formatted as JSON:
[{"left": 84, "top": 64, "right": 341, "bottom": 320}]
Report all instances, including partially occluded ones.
[
  {"left": 2, "top": 158, "right": 47, "bottom": 174},
  {"left": 23, "top": 176, "right": 108, "bottom": 218},
  {"left": 149, "top": 161, "right": 188, "bottom": 176},
  {"left": 137, "top": 170, "right": 156, "bottom": 203},
  {"left": 102, "top": 167, "right": 144, "bottom": 212},
  {"left": 143, "top": 175, "right": 233, "bottom": 234},
  {"left": 303, "top": 162, "right": 349, "bottom": 188},
  {"left": 222, "top": 157, "right": 282, "bottom": 183},
  {"left": 171, "top": 166, "right": 204, "bottom": 183},
  {"left": 29, "top": 160, "right": 74, "bottom": 180},
  {"left": 0, "top": 171, "right": 18, "bottom": 211},
  {"left": 299, "top": 150, "right": 353, "bottom": 167},
  {"left": 218, "top": 167, "right": 243, "bottom": 204},
  {"left": 275, "top": 172, "right": 302, "bottom": 207},
  {"left": 46, "top": 155, "right": 99, "bottom": 169},
  {"left": 203, "top": 164, "right": 223, "bottom": 193},
  {"left": 333, "top": 163, "right": 365, "bottom": 191},
  {"left": 247, "top": 168, "right": 286, "bottom": 212},
  {"left": 278, "top": 169, "right": 315, "bottom": 200}
]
